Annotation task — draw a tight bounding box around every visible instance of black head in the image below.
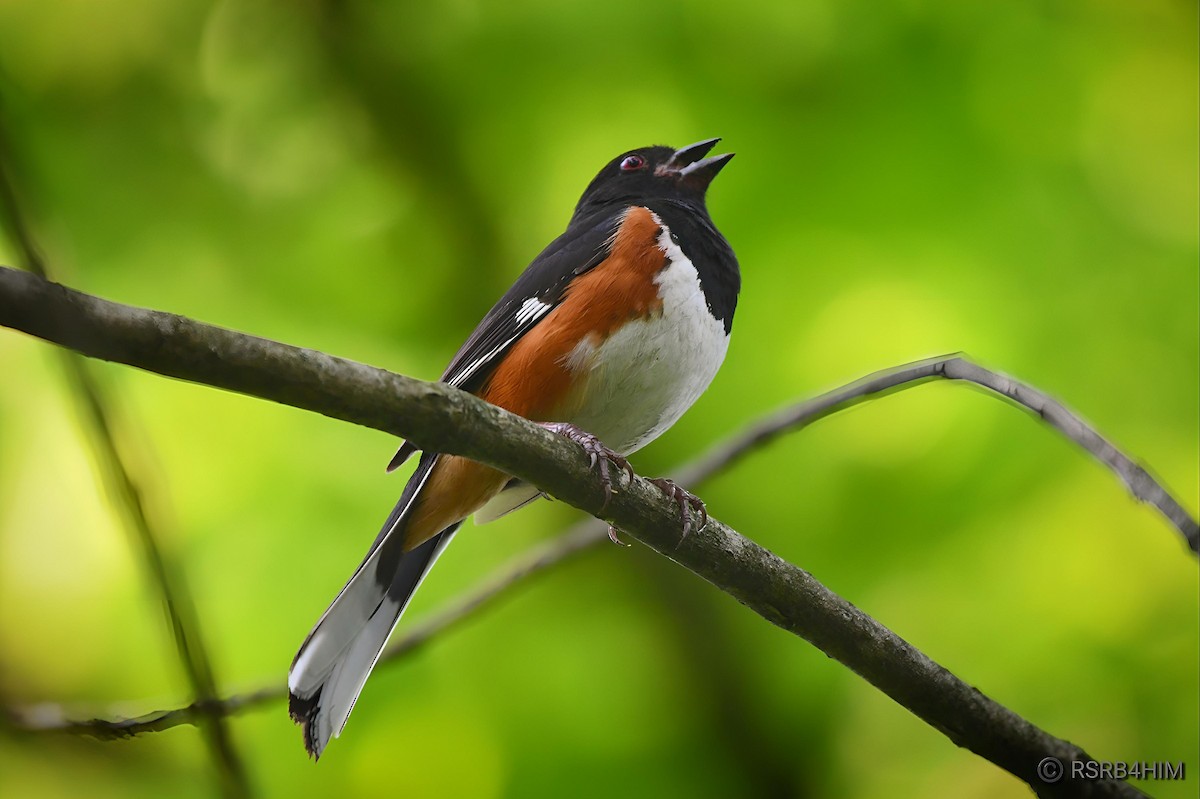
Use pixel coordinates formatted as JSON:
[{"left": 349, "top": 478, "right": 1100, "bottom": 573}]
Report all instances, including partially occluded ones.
[{"left": 574, "top": 138, "right": 734, "bottom": 215}]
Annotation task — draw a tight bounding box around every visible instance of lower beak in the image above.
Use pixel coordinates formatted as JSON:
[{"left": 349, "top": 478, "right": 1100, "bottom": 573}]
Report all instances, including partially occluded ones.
[{"left": 664, "top": 138, "right": 735, "bottom": 191}]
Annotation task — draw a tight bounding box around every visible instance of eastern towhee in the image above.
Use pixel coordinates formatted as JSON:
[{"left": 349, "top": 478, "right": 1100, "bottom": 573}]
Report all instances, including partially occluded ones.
[{"left": 288, "top": 138, "right": 740, "bottom": 758}]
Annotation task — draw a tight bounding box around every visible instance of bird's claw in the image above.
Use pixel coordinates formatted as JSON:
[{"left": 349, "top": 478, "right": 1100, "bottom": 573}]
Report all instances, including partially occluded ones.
[
  {"left": 647, "top": 477, "right": 707, "bottom": 545},
  {"left": 537, "top": 425, "right": 703, "bottom": 549},
  {"left": 606, "top": 525, "right": 631, "bottom": 547},
  {"left": 538, "top": 422, "right": 632, "bottom": 513}
]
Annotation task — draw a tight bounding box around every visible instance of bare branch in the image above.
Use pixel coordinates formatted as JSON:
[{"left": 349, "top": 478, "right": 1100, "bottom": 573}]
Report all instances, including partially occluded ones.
[
  {"left": 14, "top": 350, "right": 1196, "bottom": 742},
  {"left": 2, "top": 266, "right": 1183, "bottom": 797},
  {"left": 2, "top": 264, "right": 1192, "bottom": 554},
  {"left": 5, "top": 691, "right": 278, "bottom": 741},
  {"left": 685, "top": 355, "right": 1199, "bottom": 553},
  {"left": 937, "top": 358, "right": 1198, "bottom": 549},
  {"left": 6, "top": 522, "right": 607, "bottom": 740},
  {"left": 0, "top": 131, "right": 251, "bottom": 798}
]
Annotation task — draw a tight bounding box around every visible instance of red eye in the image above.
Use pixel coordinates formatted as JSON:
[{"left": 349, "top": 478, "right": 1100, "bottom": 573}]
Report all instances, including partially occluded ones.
[{"left": 620, "top": 154, "right": 646, "bottom": 171}]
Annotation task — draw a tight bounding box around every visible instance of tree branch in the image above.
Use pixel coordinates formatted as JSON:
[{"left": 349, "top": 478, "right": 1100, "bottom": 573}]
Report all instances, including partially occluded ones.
[
  {"left": 0, "top": 127, "right": 250, "bottom": 799},
  {"left": 5, "top": 520, "right": 604, "bottom": 739},
  {"left": 683, "top": 355, "right": 1199, "bottom": 553},
  {"left": 2, "top": 267, "right": 1186, "bottom": 797},
  {"left": 12, "top": 349, "right": 1196, "bottom": 745}
]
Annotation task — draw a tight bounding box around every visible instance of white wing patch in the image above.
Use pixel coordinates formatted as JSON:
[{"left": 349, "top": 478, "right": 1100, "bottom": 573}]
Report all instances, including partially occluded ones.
[
  {"left": 448, "top": 334, "right": 520, "bottom": 388},
  {"left": 448, "top": 296, "right": 552, "bottom": 388},
  {"left": 515, "top": 296, "right": 551, "bottom": 326}
]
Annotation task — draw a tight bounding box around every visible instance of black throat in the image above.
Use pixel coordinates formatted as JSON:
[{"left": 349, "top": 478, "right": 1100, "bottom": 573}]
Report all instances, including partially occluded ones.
[{"left": 644, "top": 199, "right": 740, "bottom": 335}]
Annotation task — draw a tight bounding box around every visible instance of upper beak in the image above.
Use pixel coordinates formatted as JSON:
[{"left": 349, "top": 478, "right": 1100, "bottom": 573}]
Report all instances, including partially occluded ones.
[{"left": 661, "top": 137, "right": 735, "bottom": 191}]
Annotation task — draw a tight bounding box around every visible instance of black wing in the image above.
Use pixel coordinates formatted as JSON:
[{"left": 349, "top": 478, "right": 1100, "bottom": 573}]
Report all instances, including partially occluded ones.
[{"left": 387, "top": 207, "right": 624, "bottom": 470}]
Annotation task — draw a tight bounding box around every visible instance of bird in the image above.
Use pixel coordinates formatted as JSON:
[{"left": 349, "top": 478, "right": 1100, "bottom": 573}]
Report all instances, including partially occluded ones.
[{"left": 288, "top": 138, "right": 741, "bottom": 758}]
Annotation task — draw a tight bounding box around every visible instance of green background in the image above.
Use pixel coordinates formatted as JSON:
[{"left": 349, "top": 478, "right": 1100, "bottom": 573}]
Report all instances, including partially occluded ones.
[{"left": 0, "top": 1, "right": 1196, "bottom": 797}]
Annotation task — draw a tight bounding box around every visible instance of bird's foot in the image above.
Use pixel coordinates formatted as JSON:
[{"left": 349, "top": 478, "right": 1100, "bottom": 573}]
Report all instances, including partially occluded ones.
[
  {"left": 606, "top": 525, "right": 631, "bottom": 547},
  {"left": 647, "top": 477, "right": 708, "bottom": 545},
  {"left": 538, "top": 423, "right": 634, "bottom": 516}
]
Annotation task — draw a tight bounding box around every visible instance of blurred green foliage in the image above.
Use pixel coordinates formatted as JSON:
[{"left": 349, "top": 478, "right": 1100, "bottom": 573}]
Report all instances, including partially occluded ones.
[{"left": 0, "top": 1, "right": 1196, "bottom": 797}]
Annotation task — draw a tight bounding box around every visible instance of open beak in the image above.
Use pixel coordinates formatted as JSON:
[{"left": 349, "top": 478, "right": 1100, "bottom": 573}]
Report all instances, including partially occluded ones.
[{"left": 660, "top": 137, "right": 735, "bottom": 191}]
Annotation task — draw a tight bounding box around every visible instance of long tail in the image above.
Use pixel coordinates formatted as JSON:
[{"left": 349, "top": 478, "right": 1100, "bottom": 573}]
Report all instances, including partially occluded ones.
[{"left": 288, "top": 453, "right": 456, "bottom": 759}]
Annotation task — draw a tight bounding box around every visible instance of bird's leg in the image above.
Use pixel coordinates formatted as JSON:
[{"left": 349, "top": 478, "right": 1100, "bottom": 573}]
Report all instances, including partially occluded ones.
[
  {"left": 537, "top": 422, "right": 634, "bottom": 512},
  {"left": 537, "top": 426, "right": 705, "bottom": 547},
  {"left": 538, "top": 422, "right": 634, "bottom": 546},
  {"left": 647, "top": 478, "right": 708, "bottom": 545}
]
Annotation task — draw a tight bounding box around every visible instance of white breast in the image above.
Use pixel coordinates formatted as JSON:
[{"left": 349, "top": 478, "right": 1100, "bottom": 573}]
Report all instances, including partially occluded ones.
[{"left": 562, "top": 215, "right": 730, "bottom": 455}]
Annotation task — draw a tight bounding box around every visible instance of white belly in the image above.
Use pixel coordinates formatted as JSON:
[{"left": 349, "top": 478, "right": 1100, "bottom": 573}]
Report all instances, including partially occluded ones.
[{"left": 562, "top": 223, "right": 730, "bottom": 455}]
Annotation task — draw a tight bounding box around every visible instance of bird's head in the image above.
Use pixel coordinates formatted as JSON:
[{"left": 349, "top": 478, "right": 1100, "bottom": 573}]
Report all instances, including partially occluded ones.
[{"left": 574, "top": 138, "right": 734, "bottom": 214}]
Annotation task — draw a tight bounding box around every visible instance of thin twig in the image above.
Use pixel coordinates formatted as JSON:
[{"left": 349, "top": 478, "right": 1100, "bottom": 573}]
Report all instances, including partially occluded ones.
[
  {"left": 0, "top": 268, "right": 1184, "bottom": 797},
  {"left": 685, "top": 355, "right": 1199, "bottom": 553},
  {"left": 9, "top": 522, "right": 608, "bottom": 739},
  {"left": 0, "top": 125, "right": 250, "bottom": 798}
]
